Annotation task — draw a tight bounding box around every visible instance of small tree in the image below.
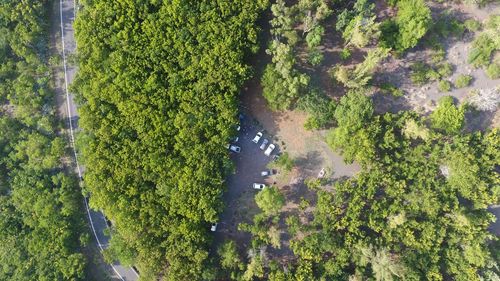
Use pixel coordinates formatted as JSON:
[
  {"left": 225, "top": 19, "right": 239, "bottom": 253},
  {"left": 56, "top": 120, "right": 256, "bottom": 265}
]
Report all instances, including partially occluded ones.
[{"left": 430, "top": 96, "right": 465, "bottom": 134}]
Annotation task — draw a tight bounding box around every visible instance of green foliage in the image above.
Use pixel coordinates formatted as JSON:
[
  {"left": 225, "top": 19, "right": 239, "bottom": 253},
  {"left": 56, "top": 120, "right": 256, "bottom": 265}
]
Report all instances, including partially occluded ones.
[
  {"left": 410, "top": 61, "right": 453, "bottom": 85},
  {"left": 454, "top": 74, "right": 473, "bottom": 88},
  {"left": 468, "top": 34, "right": 497, "bottom": 67},
  {"left": 74, "top": 0, "right": 268, "bottom": 279},
  {"left": 328, "top": 91, "right": 377, "bottom": 164},
  {"left": 255, "top": 186, "right": 285, "bottom": 217},
  {"left": 430, "top": 96, "right": 465, "bottom": 134},
  {"left": 293, "top": 103, "right": 500, "bottom": 280},
  {"left": 218, "top": 240, "right": 245, "bottom": 279},
  {"left": 468, "top": 16, "right": 500, "bottom": 68},
  {"left": 334, "top": 48, "right": 390, "bottom": 88},
  {"left": 379, "top": 82, "right": 404, "bottom": 97},
  {"left": 306, "top": 26, "right": 325, "bottom": 48},
  {"left": 297, "top": 90, "right": 336, "bottom": 130},
  {"left": 381, "top": 0, "right": 431, "bottom": 52},
  {"left": 262, "top": 61, "right": 309, "bottom": 110},
  {"left": 274, "top": 152, "right": 295, "bottom": 172},
  {"left": 340, "top": 48, "right": 352, "bottom": 60},
  {"left": 464, "top": 19, "right": 482, "bottom": 32},
  {"left": 334, "top": 91, "right": 373, "bottom": 130},
  {"left": 431, "top": 13, "right": 465, "bottom": 39},
  {"left": 264, "top": 0, "right": 331, "bottom": 110},
  {"left": 438, "top": 62, "right": 454, "bottom": 78},
  {"left": 486, "top": 63, "right": 500, "bottom": 79},
  {"left": 438, "top": 80, "right": 452, "bottom": 92},
  {"left": 308, "top": 48, "right": 324, "bottom": 66},
  {"left": 0, "top": 1, "right": 88, "bottom": 279}
]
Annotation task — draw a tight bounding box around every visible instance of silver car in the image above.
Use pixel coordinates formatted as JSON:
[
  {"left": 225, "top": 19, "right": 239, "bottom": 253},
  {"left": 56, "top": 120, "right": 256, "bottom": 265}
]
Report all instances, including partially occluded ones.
[{"left": 260, "top": 139, "right": 268, "bottom": 150}]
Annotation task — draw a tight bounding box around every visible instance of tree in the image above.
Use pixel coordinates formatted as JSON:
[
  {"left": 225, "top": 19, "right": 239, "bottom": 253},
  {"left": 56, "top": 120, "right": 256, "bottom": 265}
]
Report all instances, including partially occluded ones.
[
  {"left": 430, "top": 96, "right": 465, "bottom": 134},
  {"left": 381, "top": 0, "right": 431, "bottom": 52},
  {"left": 334, "top": 48, "right": 390, "bottom": 88},
  {"left": 218, "top": 240, "right": 245, "bottom": 278},
  {"left": 334, "top": 91, "right": 373, "bottom": 130},
  {"left": 255, "top": 186, "right": 285, "bottom": 217}
]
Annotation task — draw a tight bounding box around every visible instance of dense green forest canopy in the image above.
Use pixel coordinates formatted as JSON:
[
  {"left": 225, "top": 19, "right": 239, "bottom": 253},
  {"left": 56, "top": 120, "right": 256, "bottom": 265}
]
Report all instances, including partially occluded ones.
[
  {"left": 0, "top": 0, "right": 88, "bottom": 280},
  {"left": 74, "top": 0, "right": 268, "bottom": 279}
]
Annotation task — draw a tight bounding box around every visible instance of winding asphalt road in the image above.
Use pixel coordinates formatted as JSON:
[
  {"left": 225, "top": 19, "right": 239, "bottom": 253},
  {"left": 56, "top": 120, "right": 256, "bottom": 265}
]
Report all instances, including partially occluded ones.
[{"left": 56, "top": 0, "right": 139, "bottom": 280}]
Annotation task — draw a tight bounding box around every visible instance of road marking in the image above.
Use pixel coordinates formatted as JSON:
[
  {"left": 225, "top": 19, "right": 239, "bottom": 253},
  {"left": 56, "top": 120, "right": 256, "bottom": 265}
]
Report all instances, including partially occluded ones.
[{"left": 59, "top": 0, "right": 137, "bottom": 279}]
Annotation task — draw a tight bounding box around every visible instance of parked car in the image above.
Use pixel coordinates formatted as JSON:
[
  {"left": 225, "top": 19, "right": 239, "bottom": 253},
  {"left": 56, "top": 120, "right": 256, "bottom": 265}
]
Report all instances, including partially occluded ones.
[
  {"left": 210, "top": 223, "right": 218, "bottom": 232},
  {"left": 261, "top": 169, "right": 276, "bottom": 177},
  {"left": 252, "top": 132, "right": 263, "bottom": 144},
  {"left": 232, "top": 136, "right": 239, "bottom": 143},
  {"left": 253, "top": 183, "right": 267, "bottom": 190},
  {"left": 264, "top": 143, "right": 275, "bottom": 156},
  {"left": 236, "top": 125, "right": 241, "bottom": 131},
  {"left": 226, "top": 144, "right": 241, "bottom": 153},
  {"left": 260, "top": 139, "right": 268, "bottom": 150}
]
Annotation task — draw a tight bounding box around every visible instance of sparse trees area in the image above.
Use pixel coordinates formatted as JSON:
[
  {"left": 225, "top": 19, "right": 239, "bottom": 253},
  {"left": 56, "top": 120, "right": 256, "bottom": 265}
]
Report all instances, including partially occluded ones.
[{"left": 0, "top": 1, "right": 88, "bottom": 280}]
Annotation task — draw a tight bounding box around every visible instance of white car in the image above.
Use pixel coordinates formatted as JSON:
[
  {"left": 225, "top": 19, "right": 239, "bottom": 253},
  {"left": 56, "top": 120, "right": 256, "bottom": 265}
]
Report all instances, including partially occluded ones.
[
  {"left": 210, "top": 223, "right": 218, "bottom": 232},
  {"left": 226, "top": 144, "right": 241, "bottom": 153},
  {"left": 232, "top": 136, "right": 239, "bottom": 143},
  {"left": 260, "top": 139, "right": 268, "bottom": 150},
  {"left": 264, "top": 144, "right": 275, "bottom": 156},
  {"left": 252, "top": 132, "right": 263, "bottom": 144},
  {"left": 253, "top": 183, "right": 267, "bottom": 190}
]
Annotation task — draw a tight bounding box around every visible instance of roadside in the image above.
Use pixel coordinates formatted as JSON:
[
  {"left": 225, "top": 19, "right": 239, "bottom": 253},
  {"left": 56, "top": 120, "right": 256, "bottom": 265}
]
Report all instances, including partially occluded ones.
[{"left": 50, "top": 0, "right": 138, "bottom": 280}]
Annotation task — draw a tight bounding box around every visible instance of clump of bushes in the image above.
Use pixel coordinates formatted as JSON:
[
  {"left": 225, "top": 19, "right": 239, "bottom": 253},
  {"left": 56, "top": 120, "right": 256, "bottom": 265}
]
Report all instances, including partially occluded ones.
[
  {"left": 438, "top": 80, "right": 452, "bottom": 92},
  {"left": 454, "top": 74, "right": 473, "bottom": 88},
  {"left": 411, "top": 61, "right": 454, "bottom": 85},
  {"left": 379, "top": 82, "right": 404, "bottom": 97},
  {"left": 486, "top": 63, "right": 500, "bottom": 79},
  {"left": 464, "top": 19, "right": 481, "bottom": 32}
]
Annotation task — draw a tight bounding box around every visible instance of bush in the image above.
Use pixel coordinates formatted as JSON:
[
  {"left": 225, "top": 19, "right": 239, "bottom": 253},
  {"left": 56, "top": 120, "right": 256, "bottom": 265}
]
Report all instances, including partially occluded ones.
[
  {"left": 340, "top": 48, "right": 351, "bottom": 60},
  {"left": 437, "top": 62, "right": 453, "bottom": 78},
  {"left": 468, "top": 34, "right": 496, "bottom": 67},
  {"left": 379, "top": 82, "right": 404, "bottom": 97},
  {"left": 274, "top": 152, "right": 294, "bottom": 171},
  {"left": 464, "top": 19, "right": 481, "bottom": 32},
  {"left": 308, "top": 49, "right": 324, "bottom": 66},
  {"left": 438, "top": 80, "right": 452, "bottom": 92},
  {"left": 486, "top": 63, "right": 500, "bottom": 79},
  {"left": 454, "top": 74, "right": 473, "bottom": 88},
  {"left": 430, "top": 96, "right": 465, "bottom": 134}
]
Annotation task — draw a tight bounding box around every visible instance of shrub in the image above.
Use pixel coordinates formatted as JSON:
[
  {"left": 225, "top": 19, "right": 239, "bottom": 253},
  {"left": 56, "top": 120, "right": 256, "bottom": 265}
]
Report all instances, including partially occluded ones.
[
  {"left": 464, "top": 19, "right": 481, "bottom": 32},
  {"left": 308, "top": 49, "right": 324, "bottom": 66},
  {"left": 274, "top": 152, "right": 294, "bottom": 171},
  {"left": 380, "top": 82, "right": 404, "bottom": 97},
  {"left": 468, "top": 34, "right": 496, "bottom": 67},
  {"left": 438, "top": 80, "right": 452, "bottom": 92},
  {"left": 430, "top": 96, "right": 465, "bottom": 134},
  {"left": 454, "top": 74, "right": 473, "bottom": 88},
  {"left": 486, "top": 63, "right": 500, "bottom": 79},
  {"left": 340, "top": 48, "right": 351, "bottom": 60},
  {"left": 437, "top": 62, "right": 453, "bottom": 78},
  {"left": 411, "top": 62, "right": 431, "bottom": 85}
]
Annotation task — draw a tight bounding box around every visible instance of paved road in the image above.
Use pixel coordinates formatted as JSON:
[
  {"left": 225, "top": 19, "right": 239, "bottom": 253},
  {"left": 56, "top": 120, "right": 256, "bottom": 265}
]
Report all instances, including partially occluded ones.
[{"left": 56, "top": 1, "right": 139, "bottom": 280}]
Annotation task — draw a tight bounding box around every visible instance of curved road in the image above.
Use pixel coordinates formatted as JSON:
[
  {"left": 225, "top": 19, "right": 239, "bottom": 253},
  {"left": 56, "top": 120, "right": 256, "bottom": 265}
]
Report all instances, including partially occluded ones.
[{"left": 56, "top": 0, "right": 139, "bottom": 280}]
